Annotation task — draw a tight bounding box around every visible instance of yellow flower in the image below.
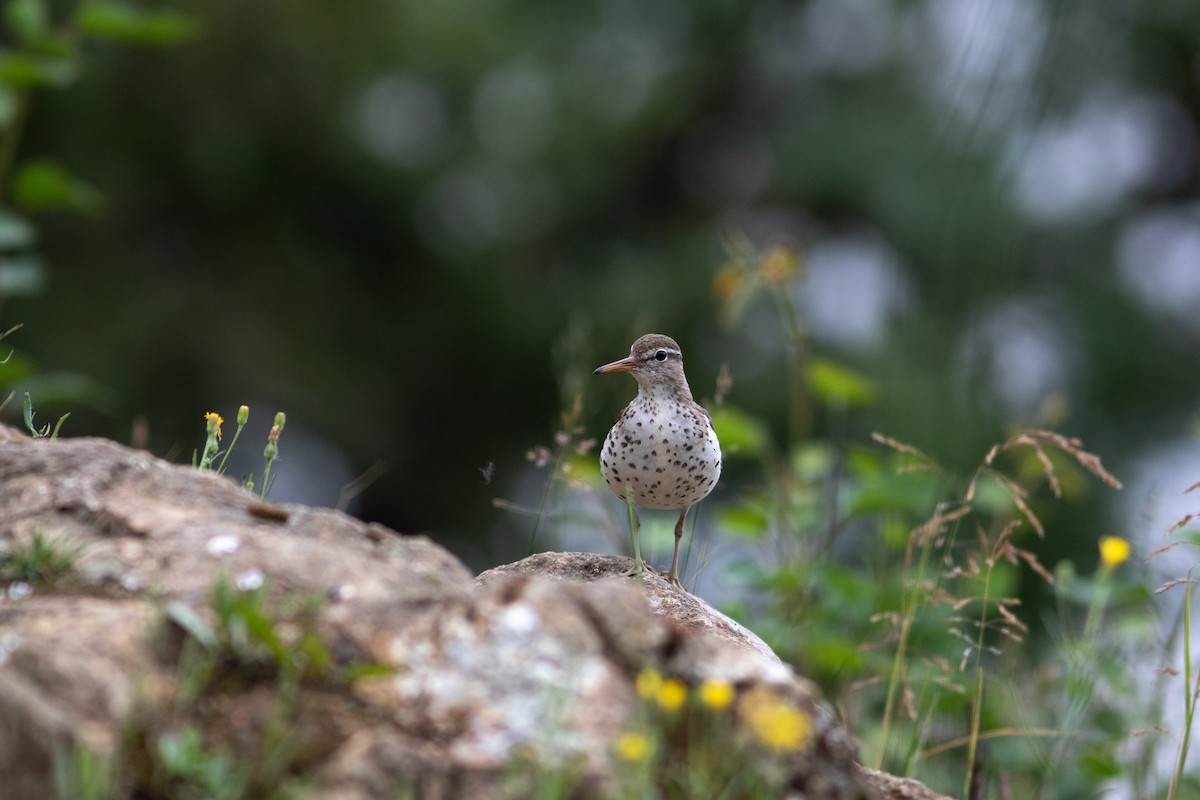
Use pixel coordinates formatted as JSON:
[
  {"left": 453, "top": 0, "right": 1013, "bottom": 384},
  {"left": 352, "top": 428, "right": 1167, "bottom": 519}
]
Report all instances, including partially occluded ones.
[
  {"left": 204, "top": 412, "right": 224, "bottom": 440},
  {"left": 712, "top": 264, "right": 744, "bottom": 301},
  {"left": 635, "top": 669, "right": 662, "bottom": 700},
  {"left": 656, "top": 678, "right": 688, "bottom": 712},
  {"left": 699, "top": 679, "right": 735, "bottom": 711},
  {"left": 758, "top": 243, "right": 801, "bottom": 286},
  {"left": 1099, "top": 536, "right": 1131, "bottom": 570},
  {"left": 614, "top": 731, "right": 652, "bottom": 762},
  {"left": 739, "top": 687, "right": 813, "bottom": 752}
]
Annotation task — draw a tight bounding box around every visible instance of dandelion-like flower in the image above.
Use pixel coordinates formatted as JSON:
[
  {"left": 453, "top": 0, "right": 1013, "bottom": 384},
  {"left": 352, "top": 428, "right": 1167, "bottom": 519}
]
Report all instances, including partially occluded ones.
[
  {"left": 758, "top": 243, "right": 801, "bottom": 286},
  {"left": 656, "top": 678, "right": 688, "bottom": 712},
  {"left": 614, "top": 731, "right": 652, "bottom": 762},
  {"left": 712, "top": 264, "right": 744, "bottom": 300},
  {"left": 635, "top": 668, "right": 662, "bottom": 700},
  {"left": 1099, "top": 536, "right": 1131, "bottom": 570},
  {"left": 739, "top": 687, "right": 813, "bottom": 752},
  {"left": 699, "top": 679, "right": 735, "bottom": 711},
  {"left": 204, "top": 412, "right": 224, "bottom": 440}
]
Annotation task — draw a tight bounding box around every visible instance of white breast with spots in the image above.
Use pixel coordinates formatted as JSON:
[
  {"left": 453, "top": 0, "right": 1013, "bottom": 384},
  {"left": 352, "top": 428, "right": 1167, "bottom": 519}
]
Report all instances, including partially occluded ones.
[{"left": 599, "top": 394, "right": 722, "bottom": 510}]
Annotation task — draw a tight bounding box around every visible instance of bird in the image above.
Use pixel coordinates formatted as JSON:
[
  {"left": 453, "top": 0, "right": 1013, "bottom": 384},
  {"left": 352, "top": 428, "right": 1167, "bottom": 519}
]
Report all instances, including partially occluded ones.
[{"left": 593, "top": 333, "right": 722, "bottom": 587}]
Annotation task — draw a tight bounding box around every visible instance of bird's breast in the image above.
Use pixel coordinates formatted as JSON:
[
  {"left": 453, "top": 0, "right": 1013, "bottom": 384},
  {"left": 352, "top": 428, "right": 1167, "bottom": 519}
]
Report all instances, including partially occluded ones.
[{"left": 599, "top": 398, "right": 722, "bottom": 510}]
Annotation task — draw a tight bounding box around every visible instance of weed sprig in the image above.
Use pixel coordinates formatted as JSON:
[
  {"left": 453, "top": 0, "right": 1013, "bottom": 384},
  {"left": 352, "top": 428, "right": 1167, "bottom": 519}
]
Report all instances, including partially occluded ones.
[{"left": 194, "top": 406, "right": 286, "bottom": 498}]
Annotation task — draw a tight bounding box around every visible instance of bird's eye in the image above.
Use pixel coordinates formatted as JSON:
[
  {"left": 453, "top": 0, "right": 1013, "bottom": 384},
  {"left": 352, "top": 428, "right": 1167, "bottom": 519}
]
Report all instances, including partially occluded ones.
[{"left": 655, "top": 350, "right": 668, "bottom": 361}]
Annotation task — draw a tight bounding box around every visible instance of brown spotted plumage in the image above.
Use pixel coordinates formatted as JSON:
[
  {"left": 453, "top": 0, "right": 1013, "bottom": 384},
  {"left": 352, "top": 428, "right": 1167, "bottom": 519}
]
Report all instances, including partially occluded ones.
[{"left": 594, "top": 333, "right": 722, "bottom": 587}]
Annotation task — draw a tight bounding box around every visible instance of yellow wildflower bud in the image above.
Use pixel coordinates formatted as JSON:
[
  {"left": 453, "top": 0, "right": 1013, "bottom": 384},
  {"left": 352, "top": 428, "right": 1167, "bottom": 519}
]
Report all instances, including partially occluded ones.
[
  {"left": 1099, "top": 536, "right": 1131, "bottom": 570},
  {"left": 750, "top": 703, "right": 812, "bottom": 751},
  {"left": 712, "top": 264, "right": 743, "bottom": 300},
  {"left": 274, "top": 411, "right": 286, "bottom": 430},
  {"left": 635, "top": 669, "right": 662, "bottom": 700},
  {"left": 699, "top": 679, "right": 735, "bottom": 711},
  {"left": 655, "top": 678, "right": 687, "bottom": 712},
  {"left": 614, "top": 731, "right": 652, "bottom": 762},
  {"left": 739, "top": 686, "right": 813, "bottom": 752},
  {"left": 758, "top": 243, "right": 800, "bottom": 286},
  {"left": 236, "top": 405, "right": 250, "bottom": 426}
]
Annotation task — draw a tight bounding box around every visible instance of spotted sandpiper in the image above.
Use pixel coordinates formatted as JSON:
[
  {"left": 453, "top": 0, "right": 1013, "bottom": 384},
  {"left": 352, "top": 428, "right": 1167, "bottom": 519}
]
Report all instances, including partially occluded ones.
[{"left": 594, "top": 334, "right": 722, "bottom": 587}]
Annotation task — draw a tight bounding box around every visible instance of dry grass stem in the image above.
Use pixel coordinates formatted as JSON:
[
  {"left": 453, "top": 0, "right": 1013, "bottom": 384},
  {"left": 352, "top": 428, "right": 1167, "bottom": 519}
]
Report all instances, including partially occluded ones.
[
  {"left": 1148, "top": 541, "right": 1188, "bottom": 562},
  {"left": 911, "top": 504, "right": 971, "bottom": 549},
  {"left": 922, "top": 728, "right": 1069, "bottom": 759},
  {"left": 1155, "top": 576, "right": 1194, "bottom": 596},
  {"left": 872, "top": 431, "right": 936, "bottom": 465},
  {"left": 1168, "top": 514, "right": 1200, "bottom": 536}
]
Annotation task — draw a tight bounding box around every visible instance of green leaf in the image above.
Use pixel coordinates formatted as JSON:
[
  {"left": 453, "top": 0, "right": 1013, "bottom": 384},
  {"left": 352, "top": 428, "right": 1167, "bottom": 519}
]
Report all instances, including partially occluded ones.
[
  {"left": 76, "top": 2, "right": 199, "bottom": 45},
  {"left": 717, "top": 499, "right": 769, "bottom": 539},
  {"left": 22, "top": 389, "right": 34, "bottom": 432},
  {"left": 6, "top": 0, "right": 48, "bottom": 43},
  {"left": 13, "top": 160, "right": 104, "bottom": 214},
  {"left": 343, "top": 661, "right": 397, "bottom": 682},
  {"left": 166, "top": 601, "right": 219, "bottom": 652},
  {"left": 806, "top": 357, "right": 876, "bottom": 407},
  {"left": 791, "top": 441, "right": 832, "bottom": 481},
  {"left": 847, "top": 470, "right": 942, "bottom": 518},
  {"left": 242, "top": 606, "right": 287, "bottom": 663},
  {"left": 709, "top": 404, "right": 769, "bottom": 458},
  {"left": 0, "top": 52, "right": 77, "bottom": 88}
]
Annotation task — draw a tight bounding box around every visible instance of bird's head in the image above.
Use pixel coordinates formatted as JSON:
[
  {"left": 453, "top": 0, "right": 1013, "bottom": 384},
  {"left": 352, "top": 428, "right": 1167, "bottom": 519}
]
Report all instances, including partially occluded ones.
[{"left": 593, "top": 333, "right": 688, "bottom": 391}]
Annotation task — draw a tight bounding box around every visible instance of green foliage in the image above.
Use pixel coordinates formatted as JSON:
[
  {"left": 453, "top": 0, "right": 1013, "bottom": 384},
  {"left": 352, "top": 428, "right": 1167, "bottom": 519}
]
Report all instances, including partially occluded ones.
[
  {"left": 52, "top": 741, "right": 116, "bottom": 800},
  {"left": 147, "top": 575, "right": 387, "bottom": 800},
  {"left": 0, "top": 0, "right": 198, "bottom": 432},
  {"left": 13, "top": 159, "right": 103, "bottom": 214},
  {"left": 521, "top": 238, "right": 1197, "bottom": 797},
  {"left": 709, "top": 405, "right": 769, "bottom": 459},
  {"left": 0, "top": 528, "right": 81, "bottom": 585},
  {"left": 806, "top": 357, "right": 876, "bottom": 408},
  {"left": 155, "top": 726, "right": 248, "bottom": 800},
  {"left": 76, "top": 1, "right": 199, "bottom": 45},
  {"left": 193, "top": 406, "right": 287, "bottom": 497},
  {"left": 22, "top": 389, "right": 68, "bottom": 437},
  {"left": 166, "top": 576, "right": 333, "bottom": 696}
]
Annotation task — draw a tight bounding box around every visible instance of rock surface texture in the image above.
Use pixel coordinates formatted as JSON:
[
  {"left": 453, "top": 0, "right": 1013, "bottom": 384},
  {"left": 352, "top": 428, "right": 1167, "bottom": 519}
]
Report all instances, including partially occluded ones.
[{"left": 0, "top": 433, "right": 953, "bottom": 799}]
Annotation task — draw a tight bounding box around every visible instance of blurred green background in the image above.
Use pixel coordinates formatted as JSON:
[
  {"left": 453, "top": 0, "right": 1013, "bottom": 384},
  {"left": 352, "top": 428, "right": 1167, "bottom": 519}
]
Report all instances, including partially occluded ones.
[{"left": 3, "top": 0, "right": 1200, "bottom": 575}]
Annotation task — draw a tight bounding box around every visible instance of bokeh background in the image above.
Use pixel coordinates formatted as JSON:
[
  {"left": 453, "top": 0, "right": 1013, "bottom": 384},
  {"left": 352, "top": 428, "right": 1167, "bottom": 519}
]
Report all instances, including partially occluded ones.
[{"left": 4, "top": 0, "right": 1200, "bottom": 580}]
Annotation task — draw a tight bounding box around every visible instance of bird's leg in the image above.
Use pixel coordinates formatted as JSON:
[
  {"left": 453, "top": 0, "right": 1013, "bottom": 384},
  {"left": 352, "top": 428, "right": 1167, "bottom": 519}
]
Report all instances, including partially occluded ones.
[
  {"left": 622, "top": 486, "right": 643, "bottom": 578},
  {"left": 665, "top": 505, "right": 689, "bottom": 588}
]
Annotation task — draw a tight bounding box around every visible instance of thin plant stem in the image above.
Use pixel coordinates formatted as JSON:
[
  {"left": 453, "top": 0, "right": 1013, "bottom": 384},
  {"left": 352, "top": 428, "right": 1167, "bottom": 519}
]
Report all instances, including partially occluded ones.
[
  {"left": 767, "top": 285, "right": 810, "bottom": 449},
  {"left": 964, "top": 561, "right": 994, "bottom": 800},
  {"left": 877, "top": 608, "right": 913, "bottom": 770},
  {"left": 877, "top": 520, "right": 939, "bottom": 772},
  {"left": 527, "top": 440, "right": 566, "bottom": 554},
  {"left": 1168, "top": 570, "right": 1197, "bottom": 800},
  {"left": 526, "top": 395, "right": 583, "bottom": 554},
  {"left": 216, "top": 423, "right": 246, "bottom": 474}
]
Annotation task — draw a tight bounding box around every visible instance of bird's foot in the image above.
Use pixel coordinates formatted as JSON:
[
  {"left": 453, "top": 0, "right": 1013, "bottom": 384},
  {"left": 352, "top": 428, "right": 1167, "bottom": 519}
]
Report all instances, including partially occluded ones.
[{"left": 662, "top": 569, "right": 685, "bottom": 590}]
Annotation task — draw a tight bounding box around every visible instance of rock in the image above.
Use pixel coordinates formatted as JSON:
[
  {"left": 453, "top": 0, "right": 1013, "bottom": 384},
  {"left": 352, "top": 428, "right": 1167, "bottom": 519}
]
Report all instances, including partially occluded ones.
[
  {"left": 0, "top": 433, "right": 952, "bottom": 799},
  {"left": 478, "top": 551, "right": 787, "bottom": 667}
]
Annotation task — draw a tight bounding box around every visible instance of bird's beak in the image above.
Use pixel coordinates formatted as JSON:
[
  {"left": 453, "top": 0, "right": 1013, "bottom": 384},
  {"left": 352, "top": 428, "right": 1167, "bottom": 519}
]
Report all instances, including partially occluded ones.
[{"left": 593, "top": 356, "right": 636, "bottom": 375}]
